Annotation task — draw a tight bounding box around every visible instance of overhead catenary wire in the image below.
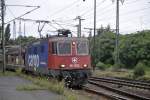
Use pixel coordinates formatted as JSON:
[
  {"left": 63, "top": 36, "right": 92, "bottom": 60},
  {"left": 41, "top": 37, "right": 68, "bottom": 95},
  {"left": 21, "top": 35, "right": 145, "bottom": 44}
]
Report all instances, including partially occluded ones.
[
  {"left": 83, "top": 0, "right": 142, "bottom": 21},
  {"left": 5, "top": 4, "right": 40, "bottom": 21},
  {"left": 81, "top": 1, "right": 112, "bottom": 17},
  {"left": 53, "top": 22, "right": 76, "bottom": 27},
  {"left": 6, "top": 6, "right": 16, "bottom": 18},
  {"left": 16, "top": 18, "right": 50, "bottom": 23},
  {"left": 46, "top": 0, "right": 79, "bottom": 19},
  {"left": 80, "top": 0, "right": 106, "bottom": 17},
  {"left": 6, "top": 4, "right": 40, "bottom": 8},
  {"left": 53, "top": 18, "right": 75, "bottom": 23},
  {"left": 5, "top": 0, "right": 80, "bottom": 38},
  {"left": 52, "top": 20, "right": 65, "bottom": 29},
  {"left": 84, "top": 0, "right": 142, "bottom": 20},
  {"left": 81, "top": 0, "right": 133, "bottom": 17},
  {"left": 4, "top": 0, "right": 150, "bottom": 38},
  {"left": 82, "top": 0, "right": 150, "bottom": 35},
  {"left": 119, "top": 12, "right": 150, "bottom": 25},
  {"left": 96, "top": 6, "right": 150, "bottom": 22},
  {"left": 84, "top": 4, "right": 150, "bottom": 26},
  {"left": 51, "top": 19, "right": 77, "bottom": 28},
  {"left": 119, "top": 19, "right": 150, "bottom": 31},
  {"left": 47, "top": 23, "right": 58, "bottom": 30},
  {"left": 5, "top": 6, "right": 40, "bottom": 24}
]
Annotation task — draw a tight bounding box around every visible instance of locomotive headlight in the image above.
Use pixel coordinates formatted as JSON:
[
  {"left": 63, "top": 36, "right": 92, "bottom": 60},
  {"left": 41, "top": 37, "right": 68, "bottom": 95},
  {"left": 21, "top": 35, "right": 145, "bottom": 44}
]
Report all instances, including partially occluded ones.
[
  {"left": 83, "top": 64, "right": 88, "bottom": 67},
  {"left": 60, "top": 64, "right": 66, "bottom": 68},
  {"left": 72, "top": 41, "right": 76, "bottom": 46}
]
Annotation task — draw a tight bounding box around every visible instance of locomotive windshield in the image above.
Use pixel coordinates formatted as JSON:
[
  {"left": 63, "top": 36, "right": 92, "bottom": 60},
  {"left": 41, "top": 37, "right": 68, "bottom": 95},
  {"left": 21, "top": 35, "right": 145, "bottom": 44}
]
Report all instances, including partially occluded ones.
[
  {"left": 51, "top": 39, "right": 89, "bottom": 55},
  {"left": 77, "top": 41, "right": 89, "bottom": 55},
  {"left": 58, "top": 42, "right": 71, "bottom": 55}
]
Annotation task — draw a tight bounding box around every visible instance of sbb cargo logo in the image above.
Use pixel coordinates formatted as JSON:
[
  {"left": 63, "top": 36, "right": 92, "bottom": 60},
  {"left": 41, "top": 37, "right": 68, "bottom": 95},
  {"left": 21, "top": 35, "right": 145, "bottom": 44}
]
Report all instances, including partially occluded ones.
[
  {"left": 28, "top": 55, "right": 39, "bottom": 67},
  {"left": 72, "top": 57, "right": 78, "bottom": 64}
]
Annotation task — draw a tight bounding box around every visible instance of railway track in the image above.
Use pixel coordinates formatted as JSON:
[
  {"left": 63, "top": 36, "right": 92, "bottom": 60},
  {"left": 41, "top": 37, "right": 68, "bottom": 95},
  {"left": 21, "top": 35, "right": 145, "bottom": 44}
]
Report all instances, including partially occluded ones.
[
  {"left": 89, "top": 77, "right": 150, "bottom": 90},
  {"left": 83, "top": 77, "right": 150, "bottom": 100},
  {"left": 83, "top": 86, "right": 128, "bottom": 100},
  {"left": 115, "top": 77, "right": 150, "bottom": 83}
]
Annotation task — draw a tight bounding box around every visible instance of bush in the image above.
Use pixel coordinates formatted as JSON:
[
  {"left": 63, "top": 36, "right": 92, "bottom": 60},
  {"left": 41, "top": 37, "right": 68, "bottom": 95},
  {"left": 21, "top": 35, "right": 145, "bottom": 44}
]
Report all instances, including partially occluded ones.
[
  {"left": 112, "top": 63, "right": 120, "bottom": 70},
  {"left": 141, "top": 60, "right": 150, "bottom": 67},
  {"left": 96, "top": 61, "right": 106, "bottom": 70},
  {"left": 133, "top": 62, "right": 145, "bottom": 78}
]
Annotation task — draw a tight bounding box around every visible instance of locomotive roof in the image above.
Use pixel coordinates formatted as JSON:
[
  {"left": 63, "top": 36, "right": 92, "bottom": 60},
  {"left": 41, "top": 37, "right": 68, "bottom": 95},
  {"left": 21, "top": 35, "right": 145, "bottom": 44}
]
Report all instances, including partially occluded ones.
[
  {"left": 26, "top": 37, "right": 88, "bottom": 48},
  {"left": 30, "top": 37, "right": 88, "bottom": 43},
  {"left": 48, "top": 37, "right": 88, "bottom": 41}
]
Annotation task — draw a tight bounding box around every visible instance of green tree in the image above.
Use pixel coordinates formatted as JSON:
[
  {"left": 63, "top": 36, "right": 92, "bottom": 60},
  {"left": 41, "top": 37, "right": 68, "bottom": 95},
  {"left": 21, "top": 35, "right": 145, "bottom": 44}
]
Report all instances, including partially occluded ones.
[
  {"left": 90, "top": 25, "right": 150, "bottom": 69},
  {"left": 90, "top": 25, "right": 116, "bottom": 66},
  {"left": 119, "top": 30, "right": 150, "bottom": 68},
  {"left": 8, "top": 36, "right": 36, "bottom": 46}
]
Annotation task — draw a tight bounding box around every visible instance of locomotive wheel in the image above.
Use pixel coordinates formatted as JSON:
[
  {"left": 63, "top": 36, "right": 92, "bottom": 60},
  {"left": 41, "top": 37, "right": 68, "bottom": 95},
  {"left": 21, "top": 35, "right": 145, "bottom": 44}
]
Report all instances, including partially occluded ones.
[{"left": 64, "top": 76, "right": 73, "bottom": 88}]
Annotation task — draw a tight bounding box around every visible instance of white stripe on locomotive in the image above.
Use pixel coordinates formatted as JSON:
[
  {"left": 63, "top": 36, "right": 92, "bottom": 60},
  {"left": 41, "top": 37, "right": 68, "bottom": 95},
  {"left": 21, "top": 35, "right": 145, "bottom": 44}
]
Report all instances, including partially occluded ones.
[{"left": 28, "top": 55, "right": 39, "bottom": 67}]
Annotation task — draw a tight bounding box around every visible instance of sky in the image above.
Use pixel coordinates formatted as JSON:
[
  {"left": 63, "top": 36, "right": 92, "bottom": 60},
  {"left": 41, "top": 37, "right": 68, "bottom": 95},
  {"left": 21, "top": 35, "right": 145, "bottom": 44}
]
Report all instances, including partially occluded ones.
[{"left": 5, "top": 0, "right": 150, "bottom": 38}]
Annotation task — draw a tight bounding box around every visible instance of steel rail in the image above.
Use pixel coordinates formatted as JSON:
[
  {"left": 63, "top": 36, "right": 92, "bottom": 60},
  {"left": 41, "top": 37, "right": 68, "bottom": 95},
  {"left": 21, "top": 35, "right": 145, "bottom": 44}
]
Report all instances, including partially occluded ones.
[
  {"left": 89, "top": 77, "right": 150, "bottom": 90},
  {"left": 91, "top": 77, "right": 150, "bottom": 87},
  {"left": 115, "top": 77, "right": 150, "bottom": 84},
  {"left": 88, "top": 80, "right": 150, "bottom": 100},
  {"left": 83, "top": 86, "right": 127, "bottom": 100}
]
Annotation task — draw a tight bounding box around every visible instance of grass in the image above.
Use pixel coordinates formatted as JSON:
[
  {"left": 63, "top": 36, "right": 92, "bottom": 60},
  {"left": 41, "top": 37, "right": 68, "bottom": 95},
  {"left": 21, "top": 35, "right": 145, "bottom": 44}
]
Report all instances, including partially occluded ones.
[
  {"left": 19, "top": 74, "right": 91, "bottom": 100},
  {"left": 93, "top": 69, "right": 133, "bottom": 78},
  {"left": 18, "top": 74, "right": 65, "bottom": 94},
  {"left": 0, "top": 71, "right": 17, "bottom": 76},
  {"left": 63, "top": 89, "right": 91, "bottom": 100},
  {"left": 139, "top": 67, "right": 150, "bottom": 80},
  {"left": 0, "top": 71, "right": 81, "bottom": 100},
  {"left": 16, "top": 84, "right": 46, "bottom": 91},
  {"left": 93, "top": 67, "right": 150, "bottom": 81},
  {"left": 17, "top": 72, "right": 90, "bottom": 100},
  {"left": 64, "top": 90, "right": 77, "bottom": 100},
  {"left": 0, "top": 70, "right": 91, "bottom": 100}
]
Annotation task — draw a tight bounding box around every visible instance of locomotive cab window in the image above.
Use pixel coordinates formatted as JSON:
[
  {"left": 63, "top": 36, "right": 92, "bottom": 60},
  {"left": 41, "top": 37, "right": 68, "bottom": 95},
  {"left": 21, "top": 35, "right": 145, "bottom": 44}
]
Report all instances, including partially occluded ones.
[
  {"left": 77, "top": 41, "right": 89, "bottom": 55},
  {"left": 58, "top": 42, "right": 71, "bottom": 55}
]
